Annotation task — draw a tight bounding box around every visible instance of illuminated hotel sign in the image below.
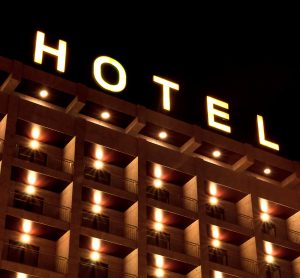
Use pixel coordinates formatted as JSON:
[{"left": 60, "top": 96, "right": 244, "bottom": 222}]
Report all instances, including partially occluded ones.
[{"left": 33, "top": 31, "right": 279, "bottom": 151}]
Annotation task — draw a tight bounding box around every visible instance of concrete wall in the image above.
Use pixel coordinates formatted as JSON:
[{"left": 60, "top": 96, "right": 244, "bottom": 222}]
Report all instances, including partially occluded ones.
[
  {"left": 0, "top": 115, "right": 7, "bottom": 139},
  {"left": 124, "top": 249, "right": 138, "bottom": 277},
  {"left": 187, "top": 266, "right": 201, "bottom": 278}
]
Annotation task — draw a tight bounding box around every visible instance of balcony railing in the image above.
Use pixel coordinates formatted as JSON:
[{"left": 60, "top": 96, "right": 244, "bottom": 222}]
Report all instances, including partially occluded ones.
[
  {"left": 79, "top": 260, "right": 137, "bottom": 278},
  {"left": 8, "top": 190, "right": 71, "bottom": 222},
  {"left": 15, "top": 144, "right": 74, "bottom": 174},
  {"left": 146, "top": 186, "right": 198, "bottom": 213},
  {"left": 2, "top": 242, "right": 68, "bottom": 274},
  {"left": 146, "top": 232, "right": 200, "bottom": 258},
  {"left": 207, "top": 246, "right": 259, "bottom": 275},
  {"left": 84, "top": 165, "right": 138, "bottom": 194},
  {"left": 262, "top": 262, "right": 294, "bottom": 278},
  {"left": 81, "top": 210, "right": 138, "bottom": 240},
  {"left": 205, "top": 203, "right": 254, "bottom": 230}
]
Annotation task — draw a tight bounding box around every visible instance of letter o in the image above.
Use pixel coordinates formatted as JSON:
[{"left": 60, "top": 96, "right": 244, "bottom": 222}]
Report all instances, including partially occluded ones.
[{"left": 93, "top": 56, "right": 126, "bottom": 93}]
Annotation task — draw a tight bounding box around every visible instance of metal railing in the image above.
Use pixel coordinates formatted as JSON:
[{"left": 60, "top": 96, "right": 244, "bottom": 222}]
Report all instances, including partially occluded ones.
[
  {"left": 146, "top": 233, "right": 200, "bottom": 258},
  {"left": 146, "top": 187, "right": 198, "bottom": 213},
  {"left": 8, "top": 190, "right": 71, "bottom": 222},
  {"left": 81, "top": 210, "right": 138, "bottom": 240},
  {"left": 84, "top": 164, "right": 138, "bottom": 194},
  {"left": 79, "top": 261, "right": 137, "bottom": 278},
  {"left": 15, "top": 143, "right": 74, "bottom": 174},
  {"left": 2, "top": 242, "right": 68, "bottom": 274},
  {"left": 207, "top": 246, "right": 259, "bottom": 275}
]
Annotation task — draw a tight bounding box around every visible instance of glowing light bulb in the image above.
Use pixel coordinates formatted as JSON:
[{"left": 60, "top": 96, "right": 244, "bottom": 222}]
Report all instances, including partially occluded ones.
[
  {"left": 91, "top": 237, "right": 101, "bottom": 251},
  {"left": 212, "top": 239, "right": 221, "bottom": 248},
  {"left": 212, "top": 150, "right": 221, "bottom": 158},
  {"left": 39, "top": 89, "right": 48, "bottom": 98},
  {"left": 265, "top": 241, "right": 273, "bottom": 255},
  {"left": 261, "top": 213, "right": 270, "bottom": 222},
  {"left": 155, "top": 255, "right": 164, "bottom": 268},
  {"left": 94, "top": 160, "right": 104, "bottom": 170},
  {"left": 209, "top": 182, "right": 217, "bottom": 196},
  {"left": 17, "top": 273, "right": 28, "bottom": 278},
  {"left": 101, "top": 111, "right": 111, "bottom": 120},
  {"left": 264, "top": 168, "right": 271, "bottom": 175},
  {"left": 22, "top": 219, "right": 32, "bottom": 233},
  {"left": 153, "top": 179, "right": 162, "bottom": 188},
  {"left": 30, "top": 140, "right": 39, "bottom": 150},
  {"left": 90, "top": 251, "right": 100, "bottom": 261},
  {"left": 93, "top": 190, "right": 102, "bottom": 205},
  {"left": 158, "top": 131, "right": 168, "bottom": 139},
  {"left": 92, "top": 204, "right": 102, "bottom": 214},
  {"left": 209, "top": 196, "right": 218, "bottom": 205},
  {"left": 20, "top": 234, "right": 31, "bottom": 243},
  {"left": 154, "top": 222, "right": 163, "bottom": 231},
  {"left": 265, "top": 255, "right": 274, "bottom": 263},
  {"left": 27, "top": 171, "right": 37, "bottom": 185},
  {"left": 214, "top": 271, "right": 223, "bottom": 278},
  {"left": 212, "top": 225, "right": 220, "bottom": 239},
  {"left": 260, "top": 199, "right": 269, "bottom": 213},
  {"left": 154, "top": 166, "right": 162, "bottom": 178},
  {"left": 154, "top": 209, "right": 163, "bottom": 222},
  {"left": 95, "top": 148, "right": 103, "bottom": 160},
  {"left": 31, "top": 127, "right": 40, "bottom": 139},
  {"left": 155, "top": 268, "right": 164, "bottom": 277},
  {"left": 25, "top": 185, "right": 35, "bottom": 195}
]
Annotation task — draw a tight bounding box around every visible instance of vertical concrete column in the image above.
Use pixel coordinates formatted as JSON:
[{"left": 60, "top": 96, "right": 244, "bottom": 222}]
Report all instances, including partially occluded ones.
[
  {"left": 196, "top": 160, "right": 211, "bottom": 276},
  {"left": 65, "top": 117, "right": 86, "bottom": 278},
  {"left": 137, "top": 138, "right": 148, "bottom": 278},
  {"left": 0, "top": 95, "right": 20, "bottom": 258},
  {"left": 250, "top": 194, "right": 266, "bottom": 276}
]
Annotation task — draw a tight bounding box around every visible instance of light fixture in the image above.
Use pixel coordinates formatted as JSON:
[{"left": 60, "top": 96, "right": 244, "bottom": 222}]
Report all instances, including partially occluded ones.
[
  {"left": 212, "top": 150, "right": 221, "bottom": 158},
  {"left": 93, "top": 190, "right": 102, "bottom": 205},
  {"left": 17, "top": 273, "right": 28, "bottom": 278},
  {"left": 154, "top": 222, "right": 163, "bottom": 232},
  {"left": 155, "top": 255, "right": 164, "bottom": 268},
  {"left": 260, "top": 212, "right": 270, "bottom": 222},
  {"left": 30, "top": 140, "right": 39, "bottom": 150},
  {"left": 212, "top": 239, "right": 221, "bottom": 248},
  {"left": 92, "top": 204, "right": 102, "bottom": 214},
  {"left": 158, "top": 131, "right": 168, "bottom": 139},
  {"left": 154, "top": 165, "right": 162, "bottom": 178},
  {"left": 153, "top": 179, "right": 162, "bottom": 188},
  {"left": 264, "top": 168, "right": 271, "bottom": 175},
  {"left": 27, "top": 171, "right": 37, "bottom": 185},
  {"left": 100, "top": 111, "right": 110, "bottom": 120},
  {"left": 25, "top": 185, "right": 36, "bottom": 195},
  {"left": 154, "top": 208, "right": 163, "bottom": 223},
  {"left": 95, "top": 148, "right": 103, "bottom": 160},
  {"left": 90, "top": 251, "right": 100, "bottom": 261},
  {"left": 39, "top": 89, "right": 48, "bottom": 98},
  {"left": 214, "top": 271, "right": 223, "bottom": 278},
  {"left": 20, "top": 234, "right": 31, "bottom": 243},
  {"left": 209, "top": 196, "right": 218, "bottom": 205},
  {"left": 154, "top": 268, "right": 164, "bottom": 277},
  {"left": 209, "top": 182, "right": 217, "bottom": 196},
  {"left": 22, "top": 219, "right": 32, "bottom": 233},
  {"left": 265, "top": 255, "right": 274, "bottom": 264},
  {"left": 260, "top": 198, "right": 269, "bottom": 213},
  {"left": 212, "top": 225, "right": 220, "bottom": 239},
  {"left": 91, "top": 237, "right": 101, "bottom": 251},
  {"left": 94, "top": 160, "right": 104, "bottom": 170},
  {"left": 265, "top": 241, "right": 273, "bottom": 255},
  {"left": 31, "top": 127, "right": 40, "bottom": 139}
]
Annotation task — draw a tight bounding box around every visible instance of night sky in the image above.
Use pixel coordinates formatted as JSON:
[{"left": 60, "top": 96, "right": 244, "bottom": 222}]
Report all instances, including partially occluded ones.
[{"left": 1, "top": 9, "right": 299, "bottom": 161}]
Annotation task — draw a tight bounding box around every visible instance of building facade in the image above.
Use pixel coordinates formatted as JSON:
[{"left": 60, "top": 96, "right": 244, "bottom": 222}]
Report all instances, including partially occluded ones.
[{"left": 0, "top": 56, "right": 300, "bottom": 278}]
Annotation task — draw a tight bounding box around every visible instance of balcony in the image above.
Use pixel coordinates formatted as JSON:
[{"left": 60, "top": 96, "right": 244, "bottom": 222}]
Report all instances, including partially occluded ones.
[
  {"left": 7, "top": 190, "right": 71, "bottom": 222},
  {"left": 79, "top": 258, "right": 137, "bottom": 278},
  {"left": 206, "top": 202, "right": 254, "bottom": 230},
  {"left": 146, "top": 229, "right": 200, "bottom": 258},
  {"left": 146, "top": 185, "right": 198, "bottom": 213},
  {"left": 15, "top": 143, "right": 74, "bottom": 174},
  {"left": 84, "top": 163, "right": 138, "bottom": 194},
  {"left": 2, "top": 241, "right": 68, "bottom": 274},
  {"left": 207, "top": 246, "right": 259, "bottom": 275},
  {"left": 81, "top": 210, "right": 137, "bottom": 240}
]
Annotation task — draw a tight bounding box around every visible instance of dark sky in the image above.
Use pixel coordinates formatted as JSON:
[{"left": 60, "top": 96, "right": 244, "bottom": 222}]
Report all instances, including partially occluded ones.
[{"left": 1, "top": 8, "right": 300, "bottom": 161}]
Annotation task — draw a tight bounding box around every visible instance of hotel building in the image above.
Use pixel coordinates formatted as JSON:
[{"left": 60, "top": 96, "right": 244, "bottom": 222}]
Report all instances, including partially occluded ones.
[{"left": 0, "top": 56, "right": 300, "bottom": 278}]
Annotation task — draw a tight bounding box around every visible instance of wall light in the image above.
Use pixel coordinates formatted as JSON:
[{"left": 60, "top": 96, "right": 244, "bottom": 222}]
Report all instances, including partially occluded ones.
[
  {"left": 22, "top": 219, "right": 32, "bottom": 233},
  {"left": 209, "top": 182, "right": 217, "bottom": 196},
  {"left": 95, "top": 147, "right": 103, "bottom": 160},
  {"left": 212, "top": 150, "right": 221, "bottom": 158},
  {"left": 39, "top": 89, "right": 48, "bottom": 98},
  {"left": 90, "top": 251, "right": 100, "bottom": 261},
  {"left": 264, "top": 168, "right": 271, "bottom": 175},
  {"left": 265, "top": 241, "right": 273, "bottom": 255},
  {"left": 20, "top": 234, "right": 31, "bottom": 244},
  {"left": 212, "top": 239, "right": 221, "bottom": 248},
  {"left": 25, "top": 185, "right": 36, "bottom": 195},
  {"left": 100, "top": 111, "right": 111, "bottom": 120},
  {"left": 154, "top": 222, "right": 163, "bottom": 232},
  {"left": 265, "top": 255, "right": 274, "bottom": 264},
  {"left": 211, "top": 225, "right": 220, "bottom": 239},
  {"left": 27, "top": 171, "right": 37, "bottom": 185},
  {"left": 154, "top": 268, "right": 164, "bottom": 277},
  {"left": 209, "top": 196, "right": 218, "bottom": 205},
  {"left": 92, "top": 204, "right": 102, "bottom": 214},
  {"left": 155, "top": 255, "right": 164, "bottom": 268},
  {"left": 260, "top": 213, "right": 270, "bottom": 222},
  {"left": 214, "top": 271, "right": 223, "bottom": 278},
  {"left": 153, "top": 179, "right": 162, "bottom": 188},
  {"left": 94, "top": 160, "right": 104, "bottom": 170},
  {"left": 30, "top": 140, "right": 40, "bottom": 150},
  {"left": 154, "top": 165, "right": 162, "bottom": 179},
  {"left": 17, "top": 272, "right": 28, "bottom": 278},
  {"left": 31, "top": 127, "right": 40, "bottom": 139},
  {"left": 91, "top": 237, "right": 101, "bottom": 251},
  {"left": 93, "top": 190, "right": 102, "bottom": 205},
  {"left": 158, "top": 131, "right": 168, "bottom": 139},
  {"left": 260, "top": 198, "right": 269, "bottom": 213},
  {"left": 154, "top": 209, "right": 163, "bottom": 223}
]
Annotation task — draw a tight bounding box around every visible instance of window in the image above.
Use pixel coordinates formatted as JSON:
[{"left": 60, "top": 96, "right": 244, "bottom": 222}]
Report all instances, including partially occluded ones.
[
  {"left": 18, "top": 145, "right": 47, "bottom": 166},
  {"left": 79, "top": 257, "right": 108, "bottom": 278},
  {"left": 265, "top": 263, "right": 281, "bottom": 278},
  {"left": 208, "top": 246, "right": 228, "bottom": 265},
  {"left": 146, "top": 186, "right": 170, "bottom": 203},
  {"left": 84, "top": 167, "right": 111, "bottom": 185},
  {"left": 147, "top": 229, "right": 170, "bottom": 249},
  {"left": 81, "top": 210, "right": 110, "bottom": 232},
  {"left": 7, "top": 240, "right": 39, "bottom": 267},
  {"left": 13, "top": 191, "right": 44, "bottom": 214},
  {"left": 262, "top": 222, "right": 276, "bottom": 237},
  {"left": 205, "top": 203, "right": 225, "bottom": 220}
]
